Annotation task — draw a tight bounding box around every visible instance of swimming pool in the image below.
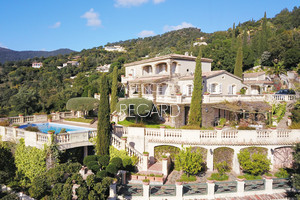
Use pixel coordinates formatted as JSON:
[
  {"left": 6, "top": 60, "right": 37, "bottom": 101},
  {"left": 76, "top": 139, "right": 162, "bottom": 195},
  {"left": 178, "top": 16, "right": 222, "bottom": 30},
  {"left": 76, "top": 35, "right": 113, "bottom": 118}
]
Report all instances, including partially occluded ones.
[{"left": 19, "top": 123, "right": 95, "bottom": 134}]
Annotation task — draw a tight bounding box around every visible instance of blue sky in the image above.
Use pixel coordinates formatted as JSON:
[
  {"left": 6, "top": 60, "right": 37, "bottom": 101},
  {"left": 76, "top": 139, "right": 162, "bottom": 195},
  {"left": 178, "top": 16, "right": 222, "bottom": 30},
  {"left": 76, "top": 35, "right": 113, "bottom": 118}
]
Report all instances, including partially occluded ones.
[{"left": 0, "top": 0, "right": 299, "bottom": 51}]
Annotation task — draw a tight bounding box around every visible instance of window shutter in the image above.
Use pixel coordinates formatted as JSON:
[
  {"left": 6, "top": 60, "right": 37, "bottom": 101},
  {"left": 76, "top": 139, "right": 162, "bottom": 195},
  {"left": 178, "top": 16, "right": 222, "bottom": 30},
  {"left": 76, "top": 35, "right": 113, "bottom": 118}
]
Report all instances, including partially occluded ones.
[
  {"left": 208, "top": 84, "right": 211, "bottom": 92},
  {"left": 219, "top": 83, "right": 222, "bottom": 94},
  {"left": 228, "top": 85, "right": 232, "bottom": 94}
]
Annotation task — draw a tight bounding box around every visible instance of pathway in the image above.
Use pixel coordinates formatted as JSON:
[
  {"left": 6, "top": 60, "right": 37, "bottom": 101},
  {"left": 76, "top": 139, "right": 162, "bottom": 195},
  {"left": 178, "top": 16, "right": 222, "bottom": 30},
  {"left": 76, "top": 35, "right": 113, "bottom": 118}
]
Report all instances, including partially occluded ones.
[{"left": 277, "top": 102, "right": 294, "bottom": 129}]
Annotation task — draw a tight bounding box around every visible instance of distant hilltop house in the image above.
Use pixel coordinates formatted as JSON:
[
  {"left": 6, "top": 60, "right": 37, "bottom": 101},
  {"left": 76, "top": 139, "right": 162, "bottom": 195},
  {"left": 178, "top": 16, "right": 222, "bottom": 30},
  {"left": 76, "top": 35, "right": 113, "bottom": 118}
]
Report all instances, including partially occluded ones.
[
  {"left": 72, "top": 55, "right": 81, "bottom": 60},
  {"left": 104, "top": 45, "right": 126, "bottom": 52},
  {"left": 193, "top": 41, "right": 207, "bottom": 46},
  {"left": 96, "top": 64, "right": 110, "bottom": 73},
  {"left": 62, "top": 61, "right": 80, "bottom": 68},
  {"left": 32, "top": 62, "right": 42, "bottom": 68}
]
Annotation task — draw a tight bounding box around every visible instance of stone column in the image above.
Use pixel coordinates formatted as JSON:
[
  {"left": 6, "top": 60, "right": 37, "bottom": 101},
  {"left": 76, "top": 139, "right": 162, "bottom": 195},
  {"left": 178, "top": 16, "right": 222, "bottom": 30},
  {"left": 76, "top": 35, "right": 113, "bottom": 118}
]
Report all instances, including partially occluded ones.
[
  {"left": 206, "top": 181, "right": 215, "bottom": 199},
  {"left": 142, "top": 184, "right": 150, "bottom": 200},
  {"left": 162, "top": 158, "right": 168, "bottom": 176},
  {"left": 176, "top": 183, "right": 183, "bottom": 199},
  {"left": 237, "top": 179, "right": 245, "bottom": 196},
  {"left": 232, "top": 148, "right": 241, "bottom": 174},
  {"left": 108, "top": 183, "right": 117, "bottom": 200},
  {"left": 83, "top": 146, "right": 88, "bottom": 158},
  {"left": 265, "top": 178, "right": 273, "bottom": 194},
  {"left": 206, "top": 148, "right": 214, "bottom": 172},
  {"left": 19, "top": 115, "right": 24, "bottom": 123},
  {"left": 121, "top": 137, "right": 127, "bottom": 150},
  {"left": 267, "top": 148, "right": 274, "bottom": 171},
  {"left": 142, "top": 153, "right": 149, "bottom": 171}
]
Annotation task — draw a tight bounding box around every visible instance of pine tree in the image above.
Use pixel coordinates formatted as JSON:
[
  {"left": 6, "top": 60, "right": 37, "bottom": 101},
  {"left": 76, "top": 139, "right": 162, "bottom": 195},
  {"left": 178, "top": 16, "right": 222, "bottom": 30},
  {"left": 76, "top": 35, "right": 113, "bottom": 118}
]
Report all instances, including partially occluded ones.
[
  {"left": 234, "top": 39, "right": 243, "bottom": 78},
  {"left": 259, "top": 12, "right": 268, "bottom": 55},
  {"left": 188, "top": 49, "right": 203, "bottom": 127},
  {"left": 110, "top": 66, "right": 118, "bottom": 113},
  {"left": 96, "top": 75, "right": 111, "bottom": 156}
]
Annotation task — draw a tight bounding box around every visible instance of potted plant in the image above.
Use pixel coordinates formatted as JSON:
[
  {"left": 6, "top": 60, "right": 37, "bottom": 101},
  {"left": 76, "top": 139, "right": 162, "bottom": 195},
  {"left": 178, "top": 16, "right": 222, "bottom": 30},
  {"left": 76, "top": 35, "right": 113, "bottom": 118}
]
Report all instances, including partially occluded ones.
[
  {"left": 48, "top": 130, "right": 55, "bottom": 134},
  {"left": 161, "top": 155, "right": 168, "bottom": 160},
  {"left": 264, "top": 173, "right": 273, "bottom": 179},
  {"left": 121, "top": 136, "right": 127, "bottom": 140},
  {"left": 236, "top": 92, "right": 241, "bottom": 95},
  {"left": 143, "top": 152, "right": 149, "bottom": 156},
  {"left": 206, "top": 177, "right": 215, "bottom": 183},
  {"left": 18, "top": 113, "right": 23, "bottom": 117},
  {"left": 48, "top": 115, "right": 52, "bottom": 122},
  {"left": 154, "top": 174, "right": 163, "bottom": 182},
  {"left": 204, "top": 92, "right": 210, "bottom": 95},
  {"left": 160, "top": 126, "right": 166, "bottom": 129},
  {"left": 269, "top": 125, "right": 277, "bottom": 130},
  {"left": 176, "top": 92, "right": 182, "bottom": 96},
  {"left": 138, "top": 173, "right": 146, "bottom": 180},
  {"left": 215, "top": 125, "right": 223, "bottom": 130},
  {"left": 128, "top": 74, "right": 132, "bottom": 76},
  {"left": 142, "top": 179, "right": 150, "bottom": 185},
  {"left": 148, "top": 174, "right": 155, "bottom": 181},
  {"left": 175, "top": 179, "right": 183, "bottom": 185},
  {"left": 131, "top": 173, "right": 138, "bottom": 180},
  {"left": 236, "top": 175, "right": 245, "bottom": 182},
  {"left": 12, "top": 124, "right": 20, "bottom": 128}
]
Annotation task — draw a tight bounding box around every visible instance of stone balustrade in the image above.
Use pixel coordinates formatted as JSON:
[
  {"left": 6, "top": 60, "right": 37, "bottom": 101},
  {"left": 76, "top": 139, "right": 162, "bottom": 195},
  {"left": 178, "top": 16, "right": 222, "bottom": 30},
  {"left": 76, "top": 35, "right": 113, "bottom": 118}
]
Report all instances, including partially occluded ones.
[{"left": 0, "top": 114, "right": 48, "bottom": 124}]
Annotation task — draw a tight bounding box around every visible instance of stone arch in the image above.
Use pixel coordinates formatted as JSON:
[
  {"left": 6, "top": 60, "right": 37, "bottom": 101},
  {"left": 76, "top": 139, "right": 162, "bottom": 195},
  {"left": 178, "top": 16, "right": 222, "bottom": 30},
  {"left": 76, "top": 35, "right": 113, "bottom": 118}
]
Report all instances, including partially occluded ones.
[
  {"left": 240, "top": 146, "right": 268, "bottom": 155},
  {"left": 154, "top": 145, "right": 180, "bottom": 162},
  {"left": 171, "top": 62, "right": 177, "bottom": 74},
  {"left": 155, "top": 62, "right": 168, "bottom": 74},
  {"left": 191, "top": 147, "right": 208, "bottom": 161},
  {"left": 273, "top": 146, "right": 294, "bottom": 170},
  {"left": 213, "top": 147, "right": 234, "bottom": 170},
  {"left": 142, "top": 65, "right": 152, "bottom": 75}
]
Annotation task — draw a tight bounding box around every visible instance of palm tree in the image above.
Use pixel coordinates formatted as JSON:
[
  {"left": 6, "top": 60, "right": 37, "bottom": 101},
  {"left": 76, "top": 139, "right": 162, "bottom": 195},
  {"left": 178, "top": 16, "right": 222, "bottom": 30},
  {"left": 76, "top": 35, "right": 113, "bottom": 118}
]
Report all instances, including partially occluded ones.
[{"left": 267, "top": 61, "right": 286, "bottom": 77}]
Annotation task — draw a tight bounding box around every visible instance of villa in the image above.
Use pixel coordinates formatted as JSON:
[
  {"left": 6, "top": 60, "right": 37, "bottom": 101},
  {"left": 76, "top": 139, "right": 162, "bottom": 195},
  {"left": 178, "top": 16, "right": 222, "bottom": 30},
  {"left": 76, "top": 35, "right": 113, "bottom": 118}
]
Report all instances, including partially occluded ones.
[
  {"left": 62, "top": 60, "right": 80, "bottom": 67},
  {"left": 120, "top": 54, "right": 281, "bottom": 127},
  {"left": 32, "top": 62, "right": 43, "bottom": 68}
]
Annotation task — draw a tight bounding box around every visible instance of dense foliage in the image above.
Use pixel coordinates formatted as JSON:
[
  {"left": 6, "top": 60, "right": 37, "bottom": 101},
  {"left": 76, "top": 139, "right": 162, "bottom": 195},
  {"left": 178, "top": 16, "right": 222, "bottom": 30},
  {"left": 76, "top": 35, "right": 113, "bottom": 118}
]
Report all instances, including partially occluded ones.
[
  {"left": 238, "top": 148, "right": 271, "bottom": 175},
  {"left": 175, "top": 147, "right": 204, "bottom": 176},
  {"left": 110, "top": 66, "right": 118, "bottom": 113},
  {"left": 66, "top": 97, "right": 100, "bottom": 114},
  {"left": 96, "top": 75, "right": 111, "bottom": 156},
  {"left": 188, "top": 49, "right": 203, "bottom": 127},
  {"left": 292, "top": 143, "right": 300, "bottom": 199}
]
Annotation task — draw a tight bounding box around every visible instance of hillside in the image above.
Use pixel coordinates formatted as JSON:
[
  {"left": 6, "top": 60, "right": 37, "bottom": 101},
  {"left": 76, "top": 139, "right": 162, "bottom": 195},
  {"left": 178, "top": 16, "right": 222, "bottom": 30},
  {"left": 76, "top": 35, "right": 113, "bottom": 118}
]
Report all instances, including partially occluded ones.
[{"left": 0, "top": 47, "right": 75, "bottom": 63}]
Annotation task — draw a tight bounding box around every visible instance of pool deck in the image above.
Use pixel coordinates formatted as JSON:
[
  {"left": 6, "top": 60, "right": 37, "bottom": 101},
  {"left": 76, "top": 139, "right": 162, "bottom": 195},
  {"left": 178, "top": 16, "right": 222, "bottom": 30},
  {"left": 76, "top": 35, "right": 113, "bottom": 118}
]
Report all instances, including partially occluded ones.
[{"left": 53, "top": 119, "right": 98, "bottom": 129}]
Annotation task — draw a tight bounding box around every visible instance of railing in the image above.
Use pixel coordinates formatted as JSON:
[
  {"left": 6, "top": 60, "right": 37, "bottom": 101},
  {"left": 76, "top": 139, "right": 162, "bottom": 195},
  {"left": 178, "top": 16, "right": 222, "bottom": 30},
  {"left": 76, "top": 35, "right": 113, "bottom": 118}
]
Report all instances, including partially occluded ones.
[
  {"left": 183, "top": 183, "right": 207, "bottom": 196},
  {"left": 117, "top": 184, "right": 143, "bottom": 197},
  {"left": 215, "top": 181, "right": 237, "bottom": 193},
  {"left": 16, "top": 129, "right": 25, "bottom": 138},
  {"left": 111, "top": 134, "right": 122, "bottom": 150},
  {"left": 272, "top": 178, "right": 291, "bottom": 189},
  {"left": 125, "top": 144, "right": 143, "bottom": 166},
  {"left": 9, "top": 117, "right": 21, "bottom": 123},
  {"left": 36, "top": 132, "right": 49, "bottom": 143},
  {"left": 150, "top": 185, "right": 176, "bottom": 196},
  {"left": 24, "top": 116, "right": 34, "bottom": 122},
  {"left": 141, "top": 127, "right": 300, "bottom": 145},
  {"left": 244, "top": 179, "right": 265, "bottom": 191}
]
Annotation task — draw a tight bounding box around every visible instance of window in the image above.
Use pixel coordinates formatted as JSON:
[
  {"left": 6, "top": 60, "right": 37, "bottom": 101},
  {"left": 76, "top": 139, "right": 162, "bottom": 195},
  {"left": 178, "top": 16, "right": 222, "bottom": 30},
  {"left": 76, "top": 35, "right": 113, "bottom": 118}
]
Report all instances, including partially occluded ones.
[
  {"left": 158, "top": 85, "right": 163, "bottom": 95},
  {"left": 211, "top": 83, "right": 218, "bottom": 93},
  {"left": 209, "top": 83, "right": 222, "bottom": 94}
]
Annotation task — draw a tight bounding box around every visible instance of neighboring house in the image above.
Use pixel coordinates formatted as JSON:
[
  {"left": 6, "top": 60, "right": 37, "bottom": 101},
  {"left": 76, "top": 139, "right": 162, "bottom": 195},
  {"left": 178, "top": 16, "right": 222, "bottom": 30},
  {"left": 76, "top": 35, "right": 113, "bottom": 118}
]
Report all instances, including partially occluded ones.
[
  {"left": 62, "top": 61, "right": 80, "bottom": 68},
  {"left": 104, "top": 45, "right": 126, "bottom": 52},
  {"left": 243, "top": 72, "right": 273, "bottom": 94},
  {"left": 32, "top": 62, "right": 43, "bottom": 68},
  {"left": 193, "top": 42, "right": 207, "bottom": 46},
  {"left": 121, "top": 54, "right": 249, "bottom": 127},
  {"left": 96, "top": 64, "right": 110, "bottom": 73}
]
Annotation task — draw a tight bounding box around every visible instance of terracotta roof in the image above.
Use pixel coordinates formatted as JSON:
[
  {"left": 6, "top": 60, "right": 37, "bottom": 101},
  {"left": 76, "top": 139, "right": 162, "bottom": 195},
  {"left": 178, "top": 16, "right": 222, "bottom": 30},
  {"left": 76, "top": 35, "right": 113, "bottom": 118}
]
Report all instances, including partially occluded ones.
[
  {"left": 244, "top": 80, "right": 273, "bottom": 85},
  {"left": 243, "top": 71, "right": 265, "bottom": 78},
  {"left": 128, "top": 75, "right": 169, "bottom": 83},
  {"left": 179, "top": 70, "right": 242, "bottom": 81},
  {"left": 124, "top": 54, "right": 213, "bottom": 67}
]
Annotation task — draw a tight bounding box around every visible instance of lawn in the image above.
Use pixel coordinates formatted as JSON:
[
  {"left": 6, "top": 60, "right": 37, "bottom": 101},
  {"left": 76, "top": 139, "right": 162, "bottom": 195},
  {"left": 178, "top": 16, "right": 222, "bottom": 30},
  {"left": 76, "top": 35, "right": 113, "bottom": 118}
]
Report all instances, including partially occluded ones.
[
  {"left": 64, "top": 118, "right": 94, "bottom": 123},
  {"left": 117, "top": 119, "right": 174, "bottom": 129}
]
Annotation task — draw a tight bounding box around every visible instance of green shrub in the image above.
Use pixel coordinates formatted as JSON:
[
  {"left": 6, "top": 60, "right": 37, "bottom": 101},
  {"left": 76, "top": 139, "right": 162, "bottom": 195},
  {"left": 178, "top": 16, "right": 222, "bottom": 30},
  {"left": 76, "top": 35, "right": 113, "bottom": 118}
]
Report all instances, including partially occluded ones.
[
  {"left": 154, "top": 145, "right": 180, "bottom": 161},
  {"left": 274, "top": 168, "right": 289, "bottom": 178},
  {"left": 67, "top": 162, "right": 82, "bottom": 174},
  {"left": 129, "top": 123, "right": 145, "bottom": 127},
  {"left": 90, "top": 164, "right": 101, "bottom": 173},
  {"left": 237, "top": 126, "right": 255, "bottom": 130},
  {"left": 60, "top": 128, "right": 66, "bottom": 133},
  {"left": 208, "top": 173, "right": 229, "bottom": 181},
  {"left": 242, "top": 173, "right": 262, "bottom": 180},
  {"left": 215, "top": 161, "right": 230, "bottom": 175},
  {"left": 83, "top": 155, "right": 98, "bottom": 166},
  {"left": 219, "top": 118, "right": 226, "bottom": 126},
  {"left": 87, "top": 161, "right": 99, "bottom": 170},
  {"left": 96, "top": 170, "right": 108, "bottom": 179},
  {"left": 98, "top": 155, "right": 110, "bottom": 169},
  {"left": 66, "top": 97, "right": 100, "bottom": 113},
  {"left": 238, "top": 149, "right": 270, "bottom": 176},
  {"left": 24, "top": 126, "right": 40, "bottom": 132},
  {"left": 0, "top": 120, "right": 9, "bottom": 126},
  {"left": 213, "top": 147, "right": 234, "bottom": 170},
  {"left": 70, "top": 173, "right": 84, "bottom": 185},
  {"left": 122, "top": 157, "right": 133, "bottom": 171},
  {"left": 106, "top": 164, "right": 118, "bottom": 176},
  {"left": 110, "top": 157, "right": 123, "bottom": 170},
  {"left": 240, "top": 88, "right": 246, "bottom": 95},
  {"left": 178, "top": 173, "right": 197, "bottom": 182}
]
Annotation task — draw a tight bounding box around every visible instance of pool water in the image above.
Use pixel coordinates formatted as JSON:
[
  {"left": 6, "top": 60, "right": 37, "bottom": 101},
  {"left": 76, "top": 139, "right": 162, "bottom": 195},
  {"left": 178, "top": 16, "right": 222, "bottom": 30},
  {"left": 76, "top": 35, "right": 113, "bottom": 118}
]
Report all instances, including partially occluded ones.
[{"left": 19, "top": 123, "right": 94, "bottom": 134}]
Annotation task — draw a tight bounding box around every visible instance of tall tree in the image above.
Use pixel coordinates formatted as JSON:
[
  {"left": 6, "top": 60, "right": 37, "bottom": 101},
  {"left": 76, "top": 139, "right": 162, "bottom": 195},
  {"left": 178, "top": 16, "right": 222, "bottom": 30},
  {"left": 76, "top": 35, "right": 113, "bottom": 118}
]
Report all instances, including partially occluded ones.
[
  {"left": 110, "top": 66, "right": 118, "bottom": 113},
  {"left": 231, "top": 23, "right": 236, "bottom": 50},
  {"left": 188, "top": 49, "right": 203, "bottom": 127},
  {"left": 234, "top": 40, "right": 243, "bottom": 78},
  {"left": 96, "top": 75, "right": 111, "bottom": 156},
  {"left": 259, "top": 12, "right": 268, "bottom": 55}
]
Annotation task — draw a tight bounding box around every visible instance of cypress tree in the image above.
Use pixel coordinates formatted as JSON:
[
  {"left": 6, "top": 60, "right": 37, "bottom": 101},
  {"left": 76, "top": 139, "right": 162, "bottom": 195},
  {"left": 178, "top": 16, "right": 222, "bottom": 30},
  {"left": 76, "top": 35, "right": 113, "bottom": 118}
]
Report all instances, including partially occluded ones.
[
  {"left": 231, "top": 23, "right": 236, "bottom": 50},
  {"left": 110, "top": 66, "right": 118, "bottom": 113},
  {"left": 96, "top": 75, "right": 111, "bottom": 156},
  {"left": 234, "top": 41, "right": 243, "bottom": 78},
  {"left": 259, "top": 12, "right": 268, "bottom": 55},
  {"left": 188, "top": 49, "right": 203, "bottom": 127}
]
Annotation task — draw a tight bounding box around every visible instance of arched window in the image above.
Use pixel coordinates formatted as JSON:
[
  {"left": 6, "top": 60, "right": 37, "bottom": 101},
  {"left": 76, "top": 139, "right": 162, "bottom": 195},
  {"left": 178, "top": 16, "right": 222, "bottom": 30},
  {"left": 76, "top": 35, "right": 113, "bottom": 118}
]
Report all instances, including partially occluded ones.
[{"left": 143, "top": 65, "right": 152, "bottom": 75}]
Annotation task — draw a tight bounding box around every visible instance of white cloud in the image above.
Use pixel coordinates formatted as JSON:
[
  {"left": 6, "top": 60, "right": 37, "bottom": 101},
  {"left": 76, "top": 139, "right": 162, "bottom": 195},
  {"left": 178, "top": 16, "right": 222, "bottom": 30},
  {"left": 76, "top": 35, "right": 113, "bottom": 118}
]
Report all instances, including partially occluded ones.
[
  {"left": 49, "top": 21, "right": 61, "bottom": 29},
  {"left": 153, "top": 0, "right": 165, "bottom": 4},
  {"left": 0, "top": 42, "right": 7, "bottom": 49},
  {"left": 138, "top": 30, "right": 155, "bottom": 37},
  {"left": 163, "top": 22, "right": 195, "bottom": 32},
  {"left": 81, "top": 8, "right": 101, "bottom": 27},
  {"left": 114, "top": 0, "right": 148, "bottom": 7}
]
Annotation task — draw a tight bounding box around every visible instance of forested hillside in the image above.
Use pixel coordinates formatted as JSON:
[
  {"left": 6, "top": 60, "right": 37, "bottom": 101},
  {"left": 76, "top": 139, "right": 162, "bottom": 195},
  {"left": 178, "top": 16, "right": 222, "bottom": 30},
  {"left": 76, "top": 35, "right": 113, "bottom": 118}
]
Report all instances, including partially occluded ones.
[
  {"left": 0, "top": 6, "right": 299, "bottom": 117},
  {"left": 0, "top": 47, "right": 75, "bottom": 63}
]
